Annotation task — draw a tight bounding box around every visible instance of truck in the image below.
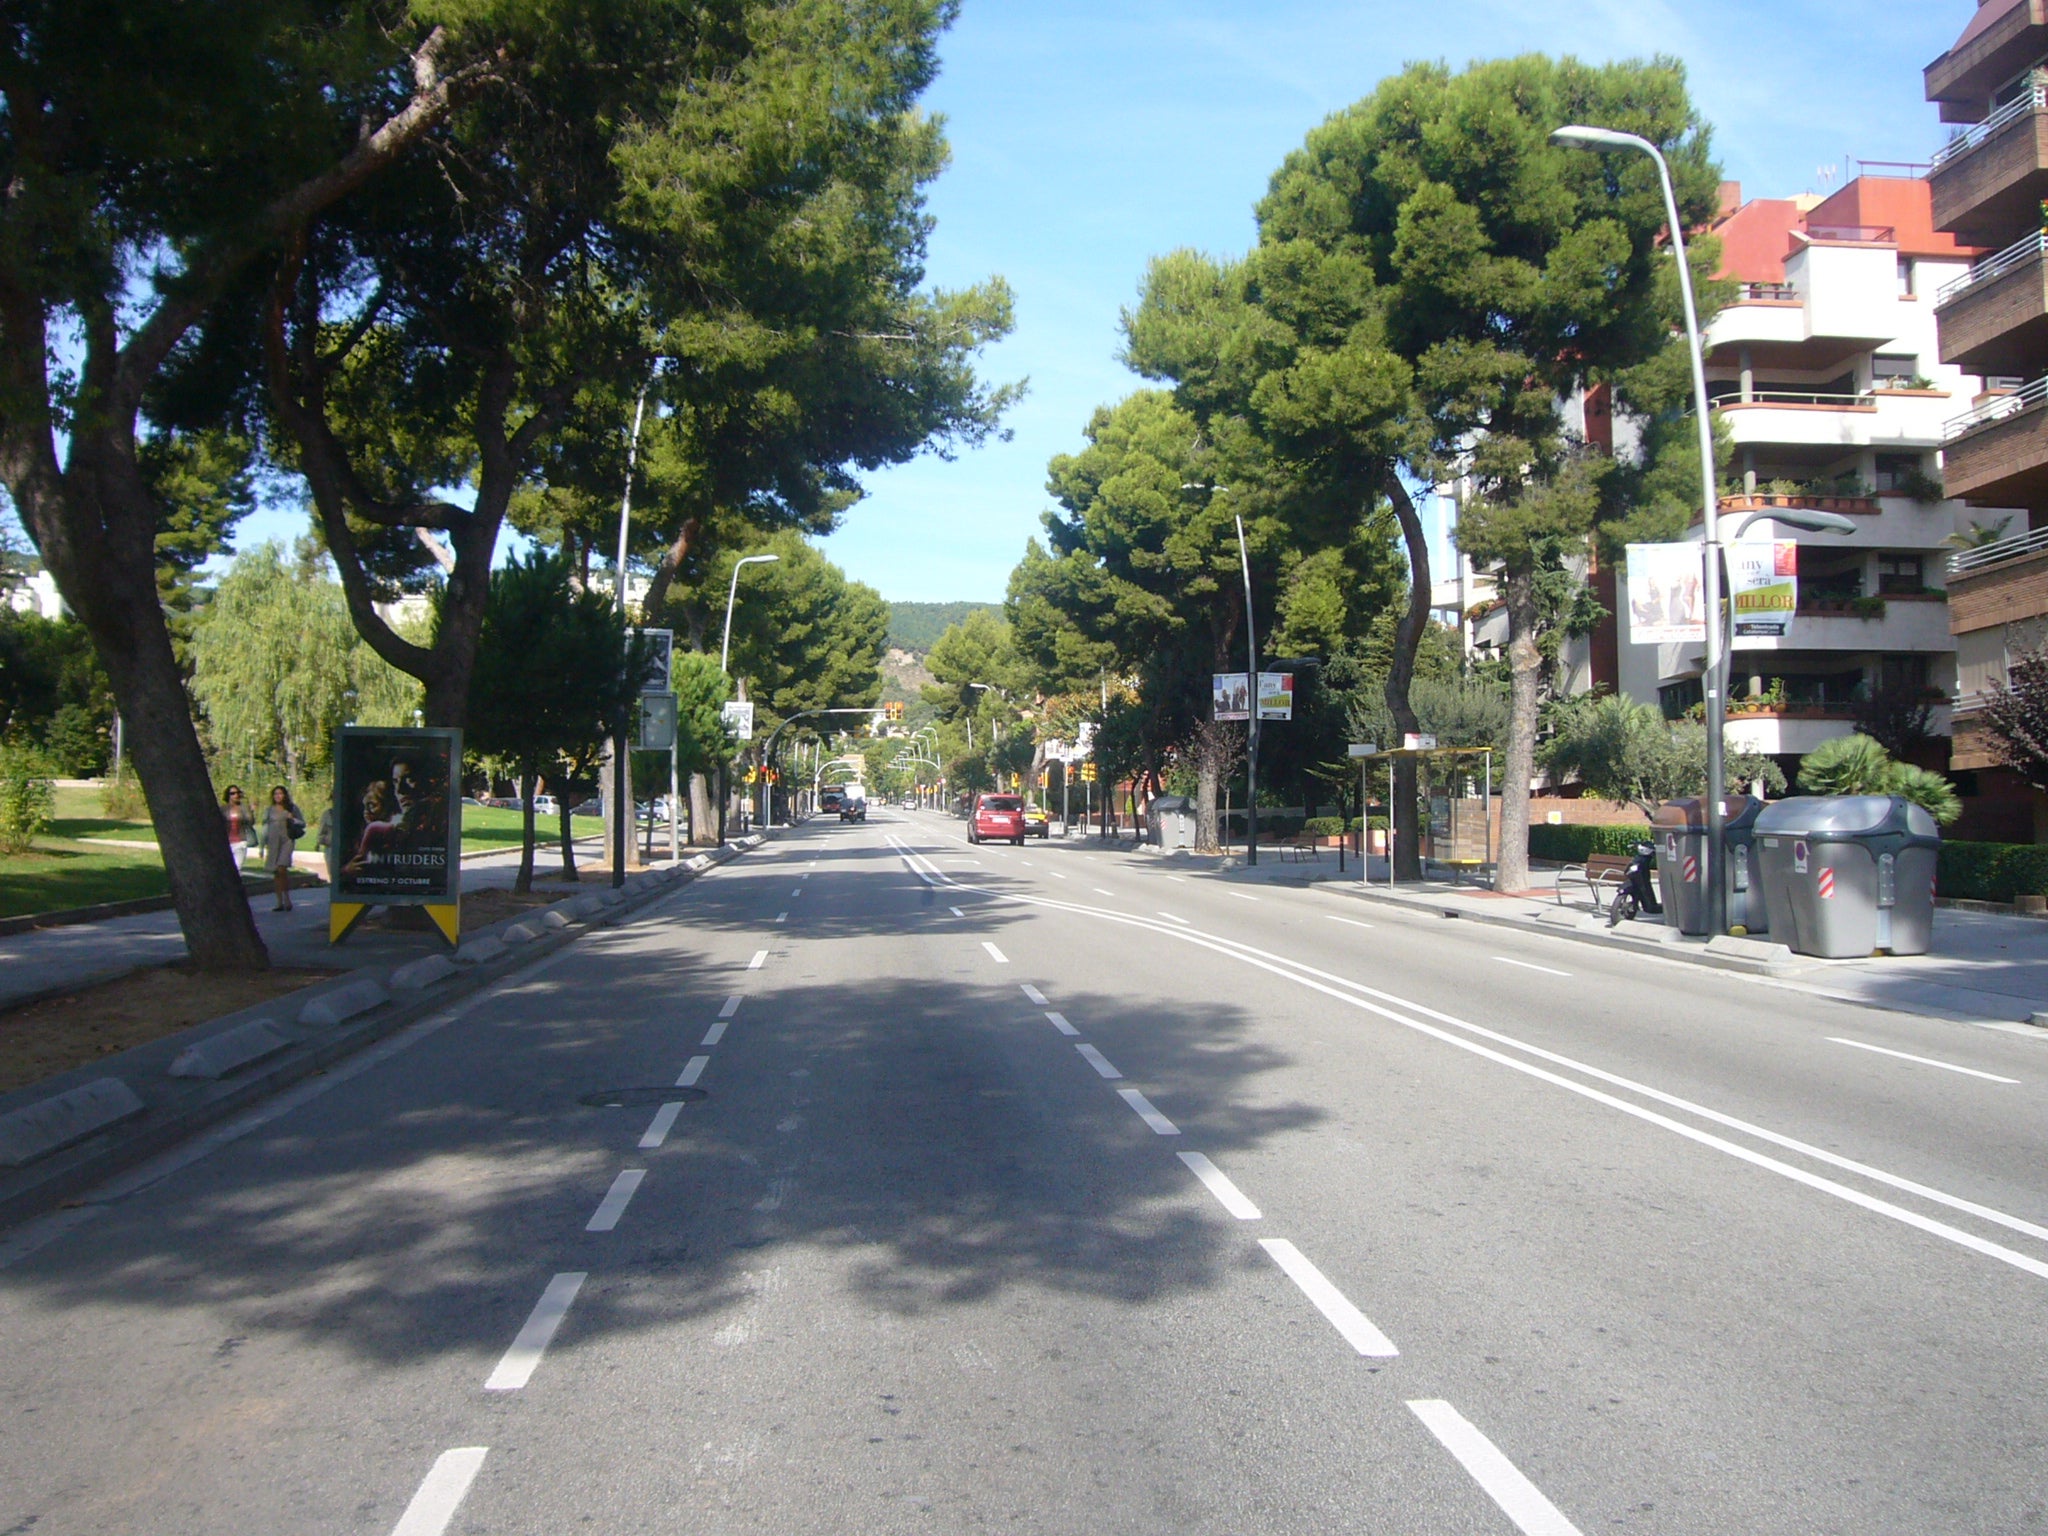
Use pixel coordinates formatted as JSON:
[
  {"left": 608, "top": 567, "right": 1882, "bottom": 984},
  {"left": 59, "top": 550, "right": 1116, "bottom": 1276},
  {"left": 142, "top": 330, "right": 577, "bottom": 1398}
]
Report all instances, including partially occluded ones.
[{"left": 839, "top": 782, "right": 867, "bottom": 822}]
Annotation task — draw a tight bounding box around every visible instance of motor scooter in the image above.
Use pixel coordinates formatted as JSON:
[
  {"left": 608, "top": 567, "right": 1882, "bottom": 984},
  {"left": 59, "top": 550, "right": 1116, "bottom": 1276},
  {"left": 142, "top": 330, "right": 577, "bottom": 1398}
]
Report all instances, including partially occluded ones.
[{"left": 1607, "top": 841, "right": 1664, "bottom": 927}]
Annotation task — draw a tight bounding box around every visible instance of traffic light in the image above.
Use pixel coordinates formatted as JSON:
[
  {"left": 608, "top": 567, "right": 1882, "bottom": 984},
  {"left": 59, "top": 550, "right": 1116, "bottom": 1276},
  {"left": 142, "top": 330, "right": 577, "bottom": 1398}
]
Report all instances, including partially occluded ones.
[{"left": 1080, "top": 763, "right": 1097, "bottom": 783}]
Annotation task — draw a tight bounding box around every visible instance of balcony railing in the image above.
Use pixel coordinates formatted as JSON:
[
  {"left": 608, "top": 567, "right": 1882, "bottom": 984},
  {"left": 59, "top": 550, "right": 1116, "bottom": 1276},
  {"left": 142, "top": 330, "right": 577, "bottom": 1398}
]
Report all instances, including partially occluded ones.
[
  {"left": 1735, "top": 281, "right": 1798, "bottom": 302},
  {"left": 1801, "top": 224, "right": 1896, "bottom": 244},
  {"left": 1935, "top": 229, "right": 2048, "bottom": 307},
  {"left": 1943, "top": 374, "right": 2048, "bottom": 440},
  {"left": 1932, "top": 80, "right": 2048, "bottom": 169},
  {"left": 1714, "top": 389, "right": 1872, "bottom": 409},
  {"left": 1948, "top": 521, "right": 2048, "bottom": 574}
]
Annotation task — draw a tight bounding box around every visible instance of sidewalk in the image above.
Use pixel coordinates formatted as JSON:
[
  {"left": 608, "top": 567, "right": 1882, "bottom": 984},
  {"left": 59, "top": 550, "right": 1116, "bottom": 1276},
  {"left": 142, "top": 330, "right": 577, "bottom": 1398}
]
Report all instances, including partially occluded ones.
[
  {"left": 3, "top": 837, "right": 628, "bottom": 1013},
  {"left": 1080, "top": 833, "right": 2048, "bottom": 1034}
]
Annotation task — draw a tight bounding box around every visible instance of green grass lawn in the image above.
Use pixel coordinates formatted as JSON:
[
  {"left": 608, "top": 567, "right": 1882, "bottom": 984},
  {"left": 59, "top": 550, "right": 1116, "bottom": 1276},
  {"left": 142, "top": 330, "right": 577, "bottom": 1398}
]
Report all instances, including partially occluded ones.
[
  {"left": 0, "top": 838, "right": 173, "bottom": 920},
  {"left": 461, "top": 804, "right": 604, "bottom": 854},
  {"left": 47, "top": 785, "right": 158, "bottom": 845}
]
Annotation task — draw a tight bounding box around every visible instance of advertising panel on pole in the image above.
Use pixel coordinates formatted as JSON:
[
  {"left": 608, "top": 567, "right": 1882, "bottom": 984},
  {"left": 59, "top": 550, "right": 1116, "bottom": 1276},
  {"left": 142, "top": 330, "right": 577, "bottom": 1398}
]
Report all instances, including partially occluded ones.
[
  {"left": 632, "top": 628, "right": 675, "bottom": 694},
  {"left": 1727, "top": 539, "right": 1798, "bottom": 642},
  {"left": 1213, "top": 672, "right": 1250, "bottom": 721},
  {"left": 637, "top": 692, "right": 678, "bottom": 751},
  {"left": 1625, "top": 542, "right": 1706, "bottom": 643},
  {"left": 1256, "top": 672, "right": 1293, "bottom": 720},
  {"left": 721, "top": 700, "right": 755, "bottom": 741},
  {"left": 330, "top": 726, "right": 462, "bottom": 945}
]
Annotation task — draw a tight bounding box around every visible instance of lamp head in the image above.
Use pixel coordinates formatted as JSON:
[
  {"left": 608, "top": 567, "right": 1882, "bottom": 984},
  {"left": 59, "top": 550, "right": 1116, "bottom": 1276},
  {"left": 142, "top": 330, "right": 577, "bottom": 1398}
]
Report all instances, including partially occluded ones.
[{"left": 1551, "top": 124, "right": 1649, "bottom": 152}]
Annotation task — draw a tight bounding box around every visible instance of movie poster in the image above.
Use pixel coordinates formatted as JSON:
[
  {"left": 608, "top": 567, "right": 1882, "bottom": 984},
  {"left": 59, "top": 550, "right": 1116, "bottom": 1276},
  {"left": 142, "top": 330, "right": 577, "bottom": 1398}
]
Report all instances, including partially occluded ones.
[
  {"left": 332, "top": 727, "right": 462, "bottom": 904},
  {"left": 1213, "top": 672, "right": 1250, "bottom": 721},
  {"left": 1728, "top": 539, "right": 1799, "bottom": 642},
  {"left": 1625, "top": 543, "right": 1707, "bottom": 644}
]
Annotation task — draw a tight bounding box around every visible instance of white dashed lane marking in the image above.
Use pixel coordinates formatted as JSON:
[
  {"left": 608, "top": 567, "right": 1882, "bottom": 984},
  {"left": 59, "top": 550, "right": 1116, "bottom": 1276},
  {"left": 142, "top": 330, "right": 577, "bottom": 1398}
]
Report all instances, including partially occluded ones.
[{"left": 485, "top": 1273, "right": 586, "bottom": 1391}]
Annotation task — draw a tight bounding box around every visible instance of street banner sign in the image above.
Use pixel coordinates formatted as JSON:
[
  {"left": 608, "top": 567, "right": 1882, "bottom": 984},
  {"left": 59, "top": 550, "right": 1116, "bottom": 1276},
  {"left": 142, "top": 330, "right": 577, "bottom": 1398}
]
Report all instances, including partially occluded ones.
[
  {"left": 638, "top": 692, "right": 677, "bottom": 751},
  {"left": 329, "top": 726, "right": 462, "bottom": 947},
  {"left": 1348, "top": 743, "right": 1379, "bottom": 758},
  {"left": 632, "top": 627, "right": 674, "bottom": 693},
  {"left": 1257, "top": 672, "right": 1293, "bottom": 720},
  {"left": 1625, "top": 542, "right": 1706, "bottom": 643},
  {"left": 1213, "top": 672, "right": 1250, "bottom": 721},
  {"left": 1728, "top": 539, "right": 1798, "bottom": 642},
  {"left": 721, "top": 700, "right": 755, "bottom": 741}
]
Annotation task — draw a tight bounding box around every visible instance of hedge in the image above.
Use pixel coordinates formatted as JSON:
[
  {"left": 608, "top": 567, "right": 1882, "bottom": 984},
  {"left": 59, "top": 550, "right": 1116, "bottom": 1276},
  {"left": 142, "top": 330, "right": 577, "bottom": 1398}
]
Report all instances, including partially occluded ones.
[
  {"left": 1938, "top": 841, "right": 2048, "bottom": 903},
  {"left": 1527, "top": 823, "right": 1648, "bottom": 862},
  {"left": 1527, "top": 823, "right": 2048, "bottom": 903}
]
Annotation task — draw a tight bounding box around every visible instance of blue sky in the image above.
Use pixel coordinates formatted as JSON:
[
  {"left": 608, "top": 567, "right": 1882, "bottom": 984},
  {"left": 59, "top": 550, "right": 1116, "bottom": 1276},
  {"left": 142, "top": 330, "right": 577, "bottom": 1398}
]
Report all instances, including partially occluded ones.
[{"left": 223, "top": 1, "right": 1978, "bottom": 604}]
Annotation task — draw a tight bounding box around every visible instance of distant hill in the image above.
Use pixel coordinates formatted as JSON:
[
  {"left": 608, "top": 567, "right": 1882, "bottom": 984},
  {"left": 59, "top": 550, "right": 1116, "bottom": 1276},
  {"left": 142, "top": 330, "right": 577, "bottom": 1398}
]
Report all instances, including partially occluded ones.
[{"left": 887, "top": 600, "right": 1000, "bottom": 656}]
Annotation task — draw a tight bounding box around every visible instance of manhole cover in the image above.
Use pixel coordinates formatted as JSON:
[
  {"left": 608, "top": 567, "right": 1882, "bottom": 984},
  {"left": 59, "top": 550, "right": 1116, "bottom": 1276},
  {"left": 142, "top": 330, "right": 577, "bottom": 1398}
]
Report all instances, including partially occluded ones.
[{"left": 579, "top": 1087, "right": 709, "bottom": 1108}]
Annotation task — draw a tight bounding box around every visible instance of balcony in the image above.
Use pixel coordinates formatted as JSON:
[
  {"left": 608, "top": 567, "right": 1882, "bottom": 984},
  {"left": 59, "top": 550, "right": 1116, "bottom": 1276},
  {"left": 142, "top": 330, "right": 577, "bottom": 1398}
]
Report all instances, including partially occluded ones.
[
  {"left": 1942, "top": 377, "right": 2048, "bottom": 500},
  {"left": 1934, "top": 230, "right": 2048, "bottom": 374},
  {"left": 1946, "top": 524, "right": 2048, "bottom": 632},
  {"left": 1928, "top": 84, "right": 2048, "bottom": 244},
  {"left": 1713, "top": 387, "right": 1953, "bottom": 455},
  {"left": 1926, "top": 1, "right": 2048, "bottom": 124}
]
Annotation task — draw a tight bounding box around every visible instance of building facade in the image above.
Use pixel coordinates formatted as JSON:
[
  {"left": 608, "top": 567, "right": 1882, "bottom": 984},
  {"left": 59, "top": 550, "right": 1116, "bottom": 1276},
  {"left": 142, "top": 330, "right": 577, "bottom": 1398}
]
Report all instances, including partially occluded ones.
[{"left": 1925, "top": 0, "right": 2048, "bottom": 840}]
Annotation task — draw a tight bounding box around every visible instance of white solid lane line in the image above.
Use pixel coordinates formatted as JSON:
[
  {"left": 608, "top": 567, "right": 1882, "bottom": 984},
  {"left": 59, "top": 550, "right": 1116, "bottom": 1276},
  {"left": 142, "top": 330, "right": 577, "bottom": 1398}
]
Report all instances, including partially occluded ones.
[
  {"left": 1177, "top": 1152, "right": 1260, "bottom": 1219},
  {"left": 1156, "top": 911, "right": 1189, "bottom": 925},
  {"left": 1021, "top": 983, "right": 1048, "bottom": 1005},
  {"left": 388, "top": 1447, "right": 490, "bottom": 1536},
  {"left": 1828, "top": 1037, "right": 2020, "bottom": 1084},
  {"left": 1494, "top": 956, "right": 1572, "bottom": 978},
  {"left": 1045, "top": 1011, "right": 1080, "bottom": 1037},
  {"left": 1259, "top": 1239, "right": 1398, "bottom": 1357},
  {"left": 720, "top": 995, "right": 743, "bottom": 1018},
  {"left": 1406, "top": 1400, "right": 1583, "bottom": 1536},
  {"left": 702, "top": 1020, "right": 729, "bottom": 1046},
  {"left": 485, "top": 1272, "right": 587, "bottom": 1390},
  {"left": 1117, "top": 1088, "right": 1179, "bottom": 1136},
  {"left": 639, "top": 1102, "right": 685, "bottom": 1149},
  {"left": 982, "top": 941, "right": 1010, "bottom": 964},
  {"left": 1324, "top": 914, "right": 1375, "bottom": 929},
  {"left": 748, "top": 949, "right": 768, "bottom": 969},
  {"left": 677, "top": 1055, "right": 709, "bottom": 1087},
  {"left": 586, "top": 1168, "right": 645, "bottom": 1232},
  {"left": 1075, "top": 1043, "right": 1123, "bottom": 1079}
]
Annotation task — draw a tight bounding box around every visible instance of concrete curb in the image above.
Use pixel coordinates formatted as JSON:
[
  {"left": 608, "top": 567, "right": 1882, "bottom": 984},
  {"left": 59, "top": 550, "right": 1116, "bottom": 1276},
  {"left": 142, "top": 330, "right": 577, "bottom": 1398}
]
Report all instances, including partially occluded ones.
[{"left": 0, "top": 839, "right": 760, "bottom": 1232}]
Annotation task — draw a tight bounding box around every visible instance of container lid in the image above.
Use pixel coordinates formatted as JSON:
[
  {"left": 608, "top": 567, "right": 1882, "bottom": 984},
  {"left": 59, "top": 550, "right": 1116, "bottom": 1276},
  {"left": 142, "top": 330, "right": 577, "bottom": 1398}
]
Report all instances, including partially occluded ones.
[
  {"left": 1150, "top": 794, "right": 1195, "bottom": 812},
  {"left": 1651, "top": 797, "right": 1760, "bottom": 830},
  {"left": 1753, "top": 795, "right": 1899, "bottom": 837}
]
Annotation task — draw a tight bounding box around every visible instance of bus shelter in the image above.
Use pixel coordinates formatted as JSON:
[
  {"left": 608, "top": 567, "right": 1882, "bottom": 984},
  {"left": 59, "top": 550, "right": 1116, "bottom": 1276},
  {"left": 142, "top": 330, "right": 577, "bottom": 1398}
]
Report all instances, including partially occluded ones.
[{"left": 1350, "top": 744, "right": 1496, "bottom": 888}]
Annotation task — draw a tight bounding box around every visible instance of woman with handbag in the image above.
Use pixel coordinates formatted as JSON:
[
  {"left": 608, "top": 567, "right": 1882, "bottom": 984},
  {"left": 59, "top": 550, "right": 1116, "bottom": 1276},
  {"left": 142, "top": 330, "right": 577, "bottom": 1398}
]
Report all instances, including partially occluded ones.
[{"left": 263, "top": 785, "right": 306, "bottom": 912}]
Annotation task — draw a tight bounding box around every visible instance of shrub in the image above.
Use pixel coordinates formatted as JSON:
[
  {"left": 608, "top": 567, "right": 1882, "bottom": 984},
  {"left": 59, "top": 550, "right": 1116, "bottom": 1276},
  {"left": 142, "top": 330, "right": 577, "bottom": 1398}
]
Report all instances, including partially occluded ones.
[
  {"left": 42, "top": 703, "right": 107, "bottom": 776},
  {"left": 1527, "top": 823, "right": 1648, "bottom": 863},
  {"left": 1302, "top": 816, "right": 1346, "bottom": 837},
  {"left": 1937, "top": 841, "right": 2048, "bottom": 904},
  {"left": 0, "top": 742, "right": 56, "bottom": 853},
  {"left": 100, "top": 772, "right": 149, "bottom": 821}
]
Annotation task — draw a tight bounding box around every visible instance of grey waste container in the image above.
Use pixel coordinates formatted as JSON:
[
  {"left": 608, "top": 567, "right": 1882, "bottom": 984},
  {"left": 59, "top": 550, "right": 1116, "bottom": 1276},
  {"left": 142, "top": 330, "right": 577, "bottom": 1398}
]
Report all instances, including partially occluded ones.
[
  {"left": 1650, "top": 797, "right": 1770, "bottom": 936},
  {"left": 1149, "top": 795, "right": 1198, "bottom": 852},
  {"left": 1753, "top": 795, "right": 1940, "bottom": 958}
]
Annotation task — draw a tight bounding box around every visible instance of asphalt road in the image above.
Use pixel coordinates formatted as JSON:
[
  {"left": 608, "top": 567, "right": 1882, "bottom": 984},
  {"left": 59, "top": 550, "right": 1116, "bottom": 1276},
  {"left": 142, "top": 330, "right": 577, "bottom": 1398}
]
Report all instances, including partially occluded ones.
[{"left": 2, "top": 808, "right": 2044, "bottom": 1534}]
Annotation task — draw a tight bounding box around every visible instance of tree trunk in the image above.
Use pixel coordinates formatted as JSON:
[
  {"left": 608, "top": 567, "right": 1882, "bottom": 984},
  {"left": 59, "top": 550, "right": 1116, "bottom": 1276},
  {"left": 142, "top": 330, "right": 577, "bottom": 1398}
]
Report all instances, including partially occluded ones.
[
  {"left": 1383, "top": 473, "right": 1433, "bottom": 882},
  {"left": 689, "top": 771, "right": 717, "bottom": 846},
  {"left": 1497, "top": 565, "right": 1541, "bottom": 895},
  {"left": 559, "top": 797, "right": 579, "bottom": 881},
  {"left": 516, "top": 764, "right": 537, "bottom": 894},
  {"left": 7, "top": 431, "right": 268, "bottom": 970}
]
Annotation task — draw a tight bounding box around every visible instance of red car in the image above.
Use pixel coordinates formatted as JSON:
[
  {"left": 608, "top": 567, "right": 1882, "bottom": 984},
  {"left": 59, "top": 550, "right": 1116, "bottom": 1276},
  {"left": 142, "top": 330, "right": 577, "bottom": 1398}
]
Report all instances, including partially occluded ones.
[{"left": 968, "top": 793, "right": 1027, "bottom": 846}]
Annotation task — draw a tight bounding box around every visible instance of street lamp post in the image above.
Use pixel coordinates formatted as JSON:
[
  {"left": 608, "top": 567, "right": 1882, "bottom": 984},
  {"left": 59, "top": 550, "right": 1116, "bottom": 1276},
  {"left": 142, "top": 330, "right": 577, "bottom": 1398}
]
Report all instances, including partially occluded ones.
[
  {"left": 1552, "top": 124, "right": 1726, "bottom": 926},
  {"left": 1234, "top": 513, "right": 1260, "bottom": 867}
]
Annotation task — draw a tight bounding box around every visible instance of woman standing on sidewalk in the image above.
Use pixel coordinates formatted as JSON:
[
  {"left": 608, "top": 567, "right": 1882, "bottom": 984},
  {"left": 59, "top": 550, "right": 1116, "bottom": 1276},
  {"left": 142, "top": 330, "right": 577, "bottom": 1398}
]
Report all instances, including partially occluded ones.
[
  {"left": 262, "top": 785, "right": 305, "bottom": 911},
  {"left": 222, "top": 786, "right": 253, "bottom": 867}
]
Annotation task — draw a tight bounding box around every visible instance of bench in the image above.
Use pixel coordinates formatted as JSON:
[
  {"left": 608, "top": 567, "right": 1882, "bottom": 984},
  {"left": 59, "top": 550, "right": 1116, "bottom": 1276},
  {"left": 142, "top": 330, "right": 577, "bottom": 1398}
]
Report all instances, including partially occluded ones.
[
  {"left": 1555, "top": 852, "right": 1633, "bottom": 908},
  {"left": 1277, "top": 840, "right": 1322, "bottom": 863}
]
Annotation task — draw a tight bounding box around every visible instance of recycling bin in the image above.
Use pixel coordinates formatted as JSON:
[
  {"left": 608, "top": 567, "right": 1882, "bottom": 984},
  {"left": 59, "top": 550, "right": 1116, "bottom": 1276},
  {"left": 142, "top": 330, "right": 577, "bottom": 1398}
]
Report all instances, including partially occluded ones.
[
  {"left": 1752, "top": 795, "right": 1941, "bottom": 958},
  {"left": 1148, "top": 794, "right": 1198, "bottom": 852},
  {"left": 1649, "top": 797, "right": 1770, "bottom": 936}
]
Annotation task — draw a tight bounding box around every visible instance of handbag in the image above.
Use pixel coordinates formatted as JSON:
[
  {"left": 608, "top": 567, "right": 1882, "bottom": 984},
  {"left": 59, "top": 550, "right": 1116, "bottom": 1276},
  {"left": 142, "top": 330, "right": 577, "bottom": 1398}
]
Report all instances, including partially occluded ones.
[{"left": 286, "top": 812, "right": 307, "bottom": 842}]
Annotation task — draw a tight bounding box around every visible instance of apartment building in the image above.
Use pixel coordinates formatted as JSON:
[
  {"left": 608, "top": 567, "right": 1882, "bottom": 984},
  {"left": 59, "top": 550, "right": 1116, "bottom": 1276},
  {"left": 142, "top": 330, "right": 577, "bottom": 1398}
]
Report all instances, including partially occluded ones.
[
  {"left": 1924, "top": 0, "right": 2048, "bottom": 840},
  {"left": 1615, "top": 173, "right": 1996, "bottom": 803}
]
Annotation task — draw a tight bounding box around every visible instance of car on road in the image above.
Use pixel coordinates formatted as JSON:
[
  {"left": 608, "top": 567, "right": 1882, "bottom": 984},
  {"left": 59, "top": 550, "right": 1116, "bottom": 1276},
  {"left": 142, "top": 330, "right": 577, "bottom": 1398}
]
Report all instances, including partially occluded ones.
[
  {"left": 533, "top": 794, "right": 559, "bottom": 817},
  {"left": 1022, "top": 804, "right": 1050, "bottom": 838},
  {"left": 968, "top": 793, "right": 1027, "bottom": 845}
]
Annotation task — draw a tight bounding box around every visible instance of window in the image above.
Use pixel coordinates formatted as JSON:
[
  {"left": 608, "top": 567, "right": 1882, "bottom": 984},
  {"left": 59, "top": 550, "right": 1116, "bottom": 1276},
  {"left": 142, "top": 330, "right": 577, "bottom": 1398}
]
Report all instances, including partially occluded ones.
[
  {"left": 1879, "top": 654, "right": 1930, "bottom": 695},
  {"left": 1897, "top": 256, "right": 1914, "bottom": 297},
  {"left": 1877, "top": 554, "right": 1925, "bottom": 595},
  {"left": 1871, "top": 353, "right": 1919, "bottom": 389},
  {"left": 1875, "top": 453, "right": 1926, "bottom": 493}
]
